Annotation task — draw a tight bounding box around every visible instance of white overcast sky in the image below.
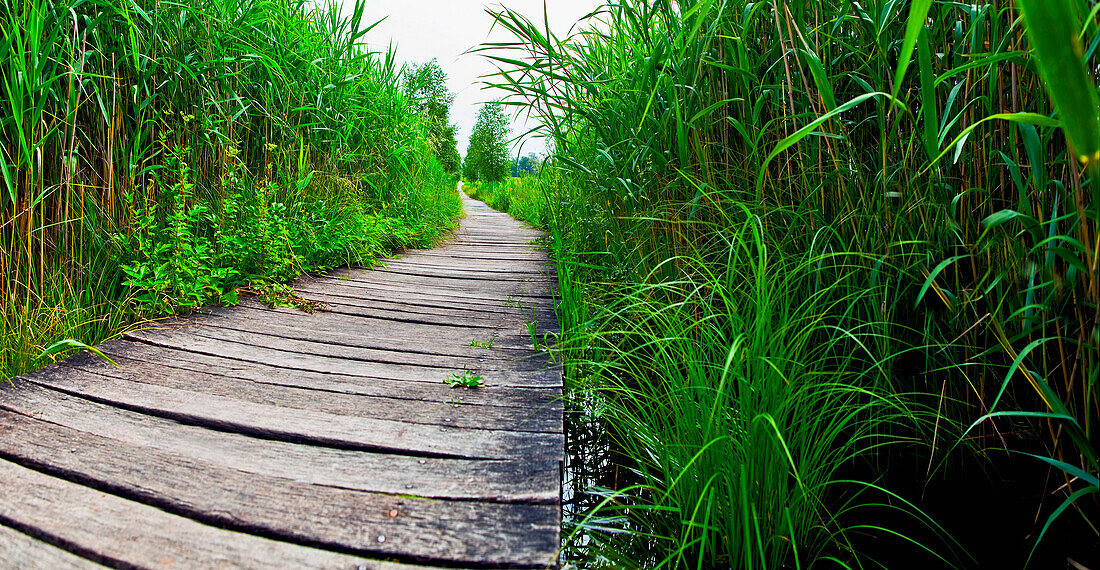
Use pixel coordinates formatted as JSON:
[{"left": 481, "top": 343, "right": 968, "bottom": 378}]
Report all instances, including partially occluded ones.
[{"left": 346, "top": 1, "right": 602, "bottom": 158}]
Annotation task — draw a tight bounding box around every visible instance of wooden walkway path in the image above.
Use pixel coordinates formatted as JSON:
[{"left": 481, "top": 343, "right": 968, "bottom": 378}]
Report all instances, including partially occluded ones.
[{"left": 0, "top": 194, "right": 563, "bottom": 569}]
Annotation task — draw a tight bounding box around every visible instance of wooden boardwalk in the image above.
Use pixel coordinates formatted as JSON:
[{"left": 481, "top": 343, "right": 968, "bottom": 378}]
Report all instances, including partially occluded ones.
[{"left": 0, "top": 194, "right": 563, "bottom": 569}]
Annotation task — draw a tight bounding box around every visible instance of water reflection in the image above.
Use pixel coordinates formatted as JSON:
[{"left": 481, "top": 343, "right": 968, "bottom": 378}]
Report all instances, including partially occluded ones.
[{"left": 562, "top": 388, "right": 645, "bottom": 564}]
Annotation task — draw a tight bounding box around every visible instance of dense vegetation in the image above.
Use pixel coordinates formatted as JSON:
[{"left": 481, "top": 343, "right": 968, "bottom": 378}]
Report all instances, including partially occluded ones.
[
  {"left": 0, "top": 0, "right": 461, "bottom": 380},
  {"left": 479, "top": 0, "right": 1099, "bottom": 567},
  {"left": 462, "top": 176, "right": 546, "bottom": 225}
]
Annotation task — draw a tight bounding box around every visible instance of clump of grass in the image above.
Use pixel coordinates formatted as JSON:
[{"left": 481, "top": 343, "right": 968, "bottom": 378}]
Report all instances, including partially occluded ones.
[
  {"left": 561, "top": 207, "right": 959, "bottom": 568},
  {"left": 469, "top": 337, "right": 495, "bottom": 349}
]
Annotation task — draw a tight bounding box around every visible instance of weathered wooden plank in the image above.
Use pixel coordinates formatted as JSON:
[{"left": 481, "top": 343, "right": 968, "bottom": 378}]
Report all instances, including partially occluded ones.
[
  {"left": 263, "top": 286, "right": 528, "bottom": 317},
  {"left": 444, "top": 239, "right": 542, "bottom": 245},
  {"left": 0, "top": 459, "right": 429, "bottom": 569},
  {"left": 125, "top": 325, "right": 559, "bottom": 383},
  {"left": 334, "top": 264, "right": 553, "bottom": 288},
  {"left": 124, "top": 327, "right": 564, "bottom": 388},
  {"left": 0, "top": 413, "right": 559, "bottom": 567},
  {"left": 364, "top": 265, "right": 552, "bottom": 282},
  {"left": 0, "top": 524, "right": 104, "bottom": 569},
  {"left": 300, "top": 278, "right": 554, "bottom": 306},
  {"left": 231, "top": 296, "right": 548, "bottom": 332},
  {"left": 396, "top": 250, "right": 548, "bottom": 262},
  {"left": 196, "top": 303, "right": 558, "bottom": 354},
  {"left": 331, "top": 271, "right": 555, "bottom": 296},
  {"left": 54, "top": 351, "right": 561, "bottom": 433},
  {"left": 309, "top": 305, "right": 554, "bottom": 338},
  {"left": 192, "top": 316, "right": 554, "bottom": 363},
  {"left": 346, "top": 258, "right": 549, "bottom": 274},
  {"left": 290, "top": 282, "right": 554, "bottom": 317},
  {"left": 0, "top": 382, "right": 558, "bottom": 502},
  {"left": 224, "top": 295, "right": 558, "bottom": 337},
  {"left": 89, "top": 339, "right": 563, "bottom": 410},
  {"left": 365, "top": 262, "right": 550, "bottom": 281},
  {"left": 404, "top": 238, "right": 543, "bottom": 250},
  {"left": 381, "top": 257, "right": 552, "bottom": 272},
  {"left": 293, "top": 278, "right": 551, "bottom": 311},
  {"left": 18, "top": 370, "right": 563, "bottom": 461}
]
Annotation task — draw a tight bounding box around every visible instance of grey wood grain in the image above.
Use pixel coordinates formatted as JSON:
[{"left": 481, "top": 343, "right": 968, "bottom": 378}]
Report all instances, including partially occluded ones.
[
  {"left": 327, "top": 272, "right": 554, "bottom": 297},
  {"left": 317, "top": 272, "right": 554, "bottom": 300},
  {"left": 0, "top": 524, "right": 105, "bottom": 569},
  {"left": 88, "top": 339, "right": 563, "bottom": 410},
  {"left": 19, "top": 369, "right": 563, "bottom": 461},
  {"left": 124, "top": 328, "right": 563, "bottom": 388},
  {"left": 226, "top": 297, "right": 555, "bottom": 335},
  {"left": 0, "top": 412, "right": 558, "bottom": 567},
  {"left": 194, "top": 303, "right": 557, "bottom": 354},
  {"left": 54, "top": 351, "right": 561, "bottom": 433},
  {"left": 289, "top": 283, "right": 555, "bottom": 317},
  {"left": 0, "top": 382, "right": 558, "bottom": 502},
  {"left": 0, "top": 458, "right": 446, "bottom": 569}
]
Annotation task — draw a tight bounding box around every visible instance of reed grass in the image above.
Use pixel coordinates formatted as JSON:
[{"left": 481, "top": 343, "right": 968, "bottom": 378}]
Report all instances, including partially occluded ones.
[
  {"left": 481, "top": 0, "right": 1099, "bottom": 566},
  {"left": 1, "top": 0, "right": 461, "bottom": 380}
]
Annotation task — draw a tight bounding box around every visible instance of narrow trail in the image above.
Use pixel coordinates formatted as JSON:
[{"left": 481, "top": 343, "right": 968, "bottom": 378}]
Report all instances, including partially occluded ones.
[{"left": 0, "top": 194, "right": 563, "bottom": 569}]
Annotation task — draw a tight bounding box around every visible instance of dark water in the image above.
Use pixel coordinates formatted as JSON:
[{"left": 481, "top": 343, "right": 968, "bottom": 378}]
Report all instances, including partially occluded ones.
[{"left": 561, "top": 392, "right": 620, "bottom": 562}]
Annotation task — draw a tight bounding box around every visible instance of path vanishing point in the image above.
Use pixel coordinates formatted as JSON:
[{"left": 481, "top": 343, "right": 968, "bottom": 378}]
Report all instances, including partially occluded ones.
[{"left": 0, "top": 194, "right": 563, "bottom": 569}]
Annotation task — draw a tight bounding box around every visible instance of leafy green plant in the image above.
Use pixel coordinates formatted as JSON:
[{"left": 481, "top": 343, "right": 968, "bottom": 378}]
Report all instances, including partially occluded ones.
[
  {"left": 469, "top": 337, "right": 495, "bottom": 348},
  {"left": 445, "top": 370, "right": 485, "bottom": 389}
]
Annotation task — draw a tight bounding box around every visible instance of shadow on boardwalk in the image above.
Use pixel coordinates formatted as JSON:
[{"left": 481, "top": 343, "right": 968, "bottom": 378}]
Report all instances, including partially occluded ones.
[{"left": 0, "top": 195, "right": 563, "bottom": 569}]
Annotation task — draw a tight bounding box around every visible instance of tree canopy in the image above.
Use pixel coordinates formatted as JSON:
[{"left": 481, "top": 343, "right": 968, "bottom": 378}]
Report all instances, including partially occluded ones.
[
  {"left": 406, "top": 60, "right": 461, "bottom": 175},
  {"left": 464, "top": 103, "right": 511, "bottom": 183}
]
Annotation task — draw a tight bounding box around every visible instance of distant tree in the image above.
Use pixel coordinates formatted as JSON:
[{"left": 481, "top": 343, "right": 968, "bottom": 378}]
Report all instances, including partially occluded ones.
[
  {"left": 511, "top": 152, "right": 541, "bottom": 177},
  {"left": 465, "top": 103, "right": 511, "bottom": 183},
  {"left": 438, "top": 124, "right": 461, "bottom": 174},
  {"left": 406, "top": 60, "right": 460, "bottom": 175}
]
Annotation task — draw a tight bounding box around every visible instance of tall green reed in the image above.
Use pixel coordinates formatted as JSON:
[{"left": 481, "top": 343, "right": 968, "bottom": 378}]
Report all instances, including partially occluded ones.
[
  {"left": 1, "top": 0, "right": 461, "bottom": 380},
  {"left": 563, "top": 206, "right": 959, "bottom": 568},
  {"left": 482, "top": 0, "right": 1099, "bottom": 565}
]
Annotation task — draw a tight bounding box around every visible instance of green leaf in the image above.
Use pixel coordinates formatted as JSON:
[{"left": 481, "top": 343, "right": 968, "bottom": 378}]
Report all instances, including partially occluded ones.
[
  {"left": 916, "top": 255, "right": 967, "bottom": 308},
  {"left": 927, "top": 113, "right": 1059, "bottom": 172},
  {"left": 39, "top": 339, "right": 118, "bottom": 367},
  {"left": 890, "top": 0, "right": 934, "bottom": 104},
  {"left": 1016, "top": 0, "right": 1100, "bottom": 165},
  {"left": 756, "top": 92, "right": 886, "bottom": 194},
  {"left": 1029, "top": 485, "right": 1099, "bottom": 565},
  {"left": 802, "top": 48, "right": 836, "bottom": 112},
  {"left": 917, "top": 26, "right": 938, "bottom": 163}
]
